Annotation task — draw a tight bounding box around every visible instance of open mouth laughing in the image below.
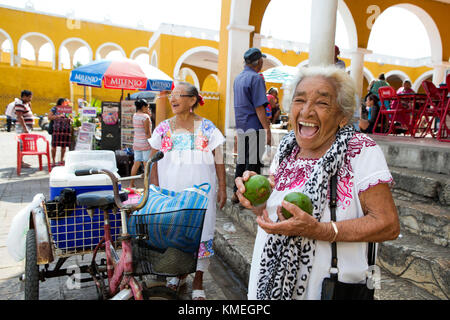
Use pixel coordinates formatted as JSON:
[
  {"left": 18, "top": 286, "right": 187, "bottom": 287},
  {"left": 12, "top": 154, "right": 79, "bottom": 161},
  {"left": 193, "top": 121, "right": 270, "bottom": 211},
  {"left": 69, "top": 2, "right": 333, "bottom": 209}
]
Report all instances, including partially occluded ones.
[{"left": 298, "top": 121, "right": 319, "bottom": 138}]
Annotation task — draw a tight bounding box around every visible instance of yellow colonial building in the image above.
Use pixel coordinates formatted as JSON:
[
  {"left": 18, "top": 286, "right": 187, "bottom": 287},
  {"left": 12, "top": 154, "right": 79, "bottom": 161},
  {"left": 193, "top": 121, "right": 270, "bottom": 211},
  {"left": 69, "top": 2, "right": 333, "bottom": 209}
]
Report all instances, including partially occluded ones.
[{"left": 1, "top": 0, "right": 449, "bottom": 134}]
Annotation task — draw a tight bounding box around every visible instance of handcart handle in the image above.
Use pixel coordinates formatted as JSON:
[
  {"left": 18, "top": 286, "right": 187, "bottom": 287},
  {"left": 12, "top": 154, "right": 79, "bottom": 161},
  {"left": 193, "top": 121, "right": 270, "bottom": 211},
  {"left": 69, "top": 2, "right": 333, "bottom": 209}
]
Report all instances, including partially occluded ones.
[
  {"left": 71, "top": 151, "right": 164, "bottom": 212},
  {"left": 74, "top": 169, "right": 100, "bottom": 176}
]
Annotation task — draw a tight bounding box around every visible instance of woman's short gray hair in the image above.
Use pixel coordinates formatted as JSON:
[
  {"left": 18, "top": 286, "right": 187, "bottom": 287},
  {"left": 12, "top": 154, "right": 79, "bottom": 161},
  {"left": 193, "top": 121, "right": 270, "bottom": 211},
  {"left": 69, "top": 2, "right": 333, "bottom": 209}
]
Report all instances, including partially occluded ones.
[{"left": 288, "top": 65, "right": 356, "bottom": 120}]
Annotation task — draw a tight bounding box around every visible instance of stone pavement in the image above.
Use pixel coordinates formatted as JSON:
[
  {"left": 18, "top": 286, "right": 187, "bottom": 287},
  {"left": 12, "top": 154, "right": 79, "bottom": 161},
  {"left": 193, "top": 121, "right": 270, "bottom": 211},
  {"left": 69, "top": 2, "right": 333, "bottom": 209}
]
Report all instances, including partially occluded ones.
[{"left": 0, "top": 131, "right": 247, "bottom": 300}]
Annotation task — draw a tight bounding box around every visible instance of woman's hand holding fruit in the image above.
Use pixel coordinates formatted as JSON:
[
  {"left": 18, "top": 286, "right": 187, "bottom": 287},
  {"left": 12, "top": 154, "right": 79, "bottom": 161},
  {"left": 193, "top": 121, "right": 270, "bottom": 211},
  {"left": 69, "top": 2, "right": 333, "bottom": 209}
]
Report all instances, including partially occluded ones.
[
  {"left": 257, "top": 200, "right": 320, "bottom": 238},
  {"left": 235, "top": 171, "right": 274, "bottom": 216}
]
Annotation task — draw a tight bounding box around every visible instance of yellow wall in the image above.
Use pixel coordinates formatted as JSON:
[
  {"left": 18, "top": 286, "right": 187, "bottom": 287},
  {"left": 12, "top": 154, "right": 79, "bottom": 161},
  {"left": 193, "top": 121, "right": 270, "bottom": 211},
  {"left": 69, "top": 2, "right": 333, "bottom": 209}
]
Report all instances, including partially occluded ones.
[
  {"left": 0, "top": 7, "right": 152, "bottom": 60},
  {"left": 202, "top": 75, "right": 219, "bottom": 92},
  {"left": 0, "top": 64, "right": 70, "bottom": 115}
]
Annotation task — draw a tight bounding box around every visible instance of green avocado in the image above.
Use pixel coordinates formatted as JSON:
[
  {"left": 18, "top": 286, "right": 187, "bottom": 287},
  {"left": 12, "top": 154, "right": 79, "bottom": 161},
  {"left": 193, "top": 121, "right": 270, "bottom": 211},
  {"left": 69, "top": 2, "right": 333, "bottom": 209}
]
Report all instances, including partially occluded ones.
[
  {"left": 243, "top": 175, "right": 272, "bottom": 207},
  {"left": 282, "top": 192, "right": 313, "bottom": 219}
]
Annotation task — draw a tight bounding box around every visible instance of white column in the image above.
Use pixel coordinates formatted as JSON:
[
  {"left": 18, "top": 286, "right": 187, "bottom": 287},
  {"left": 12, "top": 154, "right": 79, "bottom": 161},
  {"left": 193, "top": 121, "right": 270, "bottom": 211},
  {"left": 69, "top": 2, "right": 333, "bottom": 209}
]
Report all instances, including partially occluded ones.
[
  {"left": 309, "top": 0, "right": 338, "bottom": 67},
  {"left": 349, "top": 48, "right": 371, "bottom": 119},
  {"left": 431, "top": 62, "right": 450, "bottom": 86},
  {"left": 225, "top": 23, "right": 255, "bottom": 134},
  {"left": 253, "top": 33, "right": 262, "bottom": 49},
  {"left": 224, "top": 0, "right": 254, "bottom": 134},
  {"left": 350, "top": 48, "right": 372, "bottom": 99}
]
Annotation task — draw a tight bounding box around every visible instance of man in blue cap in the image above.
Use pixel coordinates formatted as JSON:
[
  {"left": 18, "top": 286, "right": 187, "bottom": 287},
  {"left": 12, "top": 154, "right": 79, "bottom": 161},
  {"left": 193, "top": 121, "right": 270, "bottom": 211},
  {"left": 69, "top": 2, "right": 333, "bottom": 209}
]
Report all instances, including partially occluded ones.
[{"left": 232, "top": 48, "right": 272, "bottom": 203}]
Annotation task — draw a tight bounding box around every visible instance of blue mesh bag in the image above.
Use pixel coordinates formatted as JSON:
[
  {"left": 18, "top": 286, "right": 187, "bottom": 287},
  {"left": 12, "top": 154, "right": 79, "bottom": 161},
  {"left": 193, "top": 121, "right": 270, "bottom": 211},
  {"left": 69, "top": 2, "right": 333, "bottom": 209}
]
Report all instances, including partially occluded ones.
[{"left": 127, "top": 183, "right": 211, "bottom": 276}]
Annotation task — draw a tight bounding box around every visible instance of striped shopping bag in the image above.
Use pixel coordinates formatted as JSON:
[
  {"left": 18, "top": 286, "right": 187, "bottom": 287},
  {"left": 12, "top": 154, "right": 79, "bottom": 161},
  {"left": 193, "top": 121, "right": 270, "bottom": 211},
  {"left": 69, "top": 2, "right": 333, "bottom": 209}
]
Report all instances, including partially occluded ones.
[{"left": 127, "top": 183, "right": 210, "bottom": 254}]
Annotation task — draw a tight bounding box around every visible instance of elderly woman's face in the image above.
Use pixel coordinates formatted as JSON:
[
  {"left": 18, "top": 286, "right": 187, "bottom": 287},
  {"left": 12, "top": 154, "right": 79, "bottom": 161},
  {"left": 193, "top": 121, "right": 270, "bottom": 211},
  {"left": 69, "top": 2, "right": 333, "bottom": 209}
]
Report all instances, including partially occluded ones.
[
  {"left": 169, "top": 85, "right": 196, "bottom": 115},
  {"left": 290, "top": 76, "right": 346, "bottom": 155}
]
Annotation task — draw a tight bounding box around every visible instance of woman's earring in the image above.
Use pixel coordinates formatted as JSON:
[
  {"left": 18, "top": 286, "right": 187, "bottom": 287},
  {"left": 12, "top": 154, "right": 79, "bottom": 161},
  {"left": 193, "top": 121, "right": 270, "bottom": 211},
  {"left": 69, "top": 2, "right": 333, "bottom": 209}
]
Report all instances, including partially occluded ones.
[{"left": 190, "top": 107, "right": 193, "bottom": 113}]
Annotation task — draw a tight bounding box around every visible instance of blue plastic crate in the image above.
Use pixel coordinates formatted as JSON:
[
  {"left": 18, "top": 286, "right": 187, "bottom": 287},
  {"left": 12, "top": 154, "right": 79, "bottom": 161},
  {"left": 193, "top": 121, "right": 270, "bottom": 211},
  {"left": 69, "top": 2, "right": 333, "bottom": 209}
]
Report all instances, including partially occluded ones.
[{"left": 48, "top": 206, "right": 122, "bottom": 255}]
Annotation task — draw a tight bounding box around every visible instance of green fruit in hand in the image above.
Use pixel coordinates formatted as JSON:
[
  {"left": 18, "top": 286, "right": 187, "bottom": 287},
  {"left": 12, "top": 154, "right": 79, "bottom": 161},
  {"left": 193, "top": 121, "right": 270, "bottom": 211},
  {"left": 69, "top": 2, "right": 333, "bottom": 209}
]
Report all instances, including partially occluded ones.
[
  {"left": 282, "top": 192, "right": 313, "bottom": 219},
  {"left": 243, "top": 175, "right": 272, "bottom": 207}
]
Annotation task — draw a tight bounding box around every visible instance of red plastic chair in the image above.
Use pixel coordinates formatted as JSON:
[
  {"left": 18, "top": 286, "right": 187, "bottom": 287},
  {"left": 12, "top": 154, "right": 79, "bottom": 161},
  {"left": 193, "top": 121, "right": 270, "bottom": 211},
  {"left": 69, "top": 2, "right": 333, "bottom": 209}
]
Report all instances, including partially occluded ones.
[
  {"left": 414, "top": 81, "right": 447, "bottom": 138},
  {"left": 436, "top": 74, "right": 450, "bottom": 142},
  {"left": 373, "top": 86, "right": 412, "bottom": 135},
  {"left": 16, "top": 133, "right": 51, "bottom": 175}
]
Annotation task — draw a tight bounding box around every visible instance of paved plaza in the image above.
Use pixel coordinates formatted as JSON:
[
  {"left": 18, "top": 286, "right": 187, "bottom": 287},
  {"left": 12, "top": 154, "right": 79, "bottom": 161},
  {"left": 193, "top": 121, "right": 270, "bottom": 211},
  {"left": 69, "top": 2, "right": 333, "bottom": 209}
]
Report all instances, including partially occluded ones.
[{"left": 0, "top": 130, "right": 247, "bottom": 300}]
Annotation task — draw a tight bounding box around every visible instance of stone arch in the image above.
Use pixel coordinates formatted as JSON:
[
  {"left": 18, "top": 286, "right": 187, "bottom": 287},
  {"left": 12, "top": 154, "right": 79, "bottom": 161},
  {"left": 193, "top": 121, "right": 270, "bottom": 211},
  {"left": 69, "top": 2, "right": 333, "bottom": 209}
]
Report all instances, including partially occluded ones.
[
  {"left": 413, "top": 70, "right": 434, "bottom": 92},
  {"left": 296, "top": 59, "right": 309, "bottom": 68},
  {"left": 151, "top": 50, "right": 158, "bottom": 67},
  {"left": 363, "top": 67, "right": 375, "bottom": 83},
  {"left": 385, "top": 70, "right": 409, "bottom": 82},
  {"left": 58, "top": 37, "right": 93, "bottom": 70},
  {"left": 368, "top": 4, "right": 442, "bottom": 63},
  {"left": 385, "top": 70, "right": 409, "bottom": 90},
  {"left": 173, "top": 46, "right": 219, "bottom": 80},
  {"left": 18, "top": 32, "right": 56, "bottom": 69},
  {"left": 0, "top": 28, "right": 14, "bottom": 66},
  {"left": 130, "top": 47, "right": 149, "bottom": 60},
  {"left": 202, "top": 73, "right": 219, "bottom": 91},
  {"left": 95, "top": 42, "right": 126, "bottom": 60},
  {"left": 178, "top": 67, "right": 200, "bottom": 89},
  {"left": 262, "top": 53, "right": 283, "bottom": 71},
  {"left": 256, "top": 0, "right": 357, "bottom": 50},
  {"left": 337, "top": 0, "right": 358, "bottom": 50},
  {"left": 395, "top": 3, "right": 442, "bottom": 63}
]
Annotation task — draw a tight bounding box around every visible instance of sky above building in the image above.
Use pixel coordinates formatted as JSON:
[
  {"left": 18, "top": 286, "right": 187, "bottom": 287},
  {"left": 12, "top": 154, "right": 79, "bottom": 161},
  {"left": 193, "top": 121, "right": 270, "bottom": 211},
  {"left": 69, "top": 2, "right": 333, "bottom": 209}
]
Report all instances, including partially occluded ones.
[{"left": 0, "top": 0, "right": 432, "bottom": 62}]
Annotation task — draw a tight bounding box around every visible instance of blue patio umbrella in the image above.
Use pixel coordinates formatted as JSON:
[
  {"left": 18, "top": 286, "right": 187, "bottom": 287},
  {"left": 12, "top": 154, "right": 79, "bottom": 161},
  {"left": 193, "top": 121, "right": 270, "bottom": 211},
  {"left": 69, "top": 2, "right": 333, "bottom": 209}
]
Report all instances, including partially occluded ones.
[{"left": 262, "top": 65, "right": 299, "bottom": 84}]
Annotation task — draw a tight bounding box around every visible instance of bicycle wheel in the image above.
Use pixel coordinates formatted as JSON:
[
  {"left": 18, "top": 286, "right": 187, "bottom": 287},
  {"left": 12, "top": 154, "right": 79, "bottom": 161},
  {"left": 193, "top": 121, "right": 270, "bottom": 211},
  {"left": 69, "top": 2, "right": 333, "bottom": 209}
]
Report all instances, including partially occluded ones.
[
  {"left": 142, "top": 285, "right": 178, "bottom": 300},
  {"left": 24, "top": 229, "right": 40, "bottom": 300}
]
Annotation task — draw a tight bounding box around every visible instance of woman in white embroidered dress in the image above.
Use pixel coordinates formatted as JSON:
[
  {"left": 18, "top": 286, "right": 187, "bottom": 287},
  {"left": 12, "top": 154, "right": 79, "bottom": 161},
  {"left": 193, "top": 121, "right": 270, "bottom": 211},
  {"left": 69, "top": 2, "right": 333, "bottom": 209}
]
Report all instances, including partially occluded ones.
[
  {"left": 236, "top": 66, "right": 400, "bottom": 300},
  {"left": 149, "top": 82, "right": 226, "bottom": 300}
]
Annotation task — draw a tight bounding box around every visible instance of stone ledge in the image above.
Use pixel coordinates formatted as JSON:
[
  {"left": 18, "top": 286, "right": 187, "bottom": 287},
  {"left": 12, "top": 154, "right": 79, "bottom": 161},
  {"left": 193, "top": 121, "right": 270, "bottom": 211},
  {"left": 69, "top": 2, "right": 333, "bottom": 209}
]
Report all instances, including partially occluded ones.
[
  {"left": 213, "top": 209, "right": 255, "bottom": 287},
  {"left": 394, "top": 199, "right": 450, "bottom": 247},
  {"left": 378, "top": 230, "right": 450, "bottom": 300},
  {"left": 375, "top": 267, "right": 441, "bottom": 300},
  {"left": 390, "top": 166, "right": 450, "bottom": 205}
]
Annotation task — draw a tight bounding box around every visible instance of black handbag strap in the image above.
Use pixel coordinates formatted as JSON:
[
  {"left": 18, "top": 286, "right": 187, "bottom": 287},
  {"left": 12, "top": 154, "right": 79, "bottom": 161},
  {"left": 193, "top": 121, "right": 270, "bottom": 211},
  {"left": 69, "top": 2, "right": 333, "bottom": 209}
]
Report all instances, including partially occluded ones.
[
  {"left": 329, "top": 174, "right": 375, "bottom": 276},
  {"left": 330, "top": 175, "right": 338, "bottom": 273}
]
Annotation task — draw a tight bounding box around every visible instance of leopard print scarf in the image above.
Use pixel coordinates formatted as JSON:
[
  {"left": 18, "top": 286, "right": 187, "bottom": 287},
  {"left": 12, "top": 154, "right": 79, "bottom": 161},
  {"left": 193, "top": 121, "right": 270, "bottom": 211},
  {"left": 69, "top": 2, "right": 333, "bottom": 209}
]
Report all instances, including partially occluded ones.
[{"left": 256, "top": 125, "right": 355, "bottom": 300}]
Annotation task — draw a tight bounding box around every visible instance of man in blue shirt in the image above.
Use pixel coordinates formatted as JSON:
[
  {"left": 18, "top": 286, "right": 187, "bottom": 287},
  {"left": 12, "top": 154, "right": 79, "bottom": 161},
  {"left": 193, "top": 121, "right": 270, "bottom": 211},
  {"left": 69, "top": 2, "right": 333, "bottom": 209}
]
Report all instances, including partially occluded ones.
[{"left": 232, "top": 48, "right": 272, "bottom": 202}]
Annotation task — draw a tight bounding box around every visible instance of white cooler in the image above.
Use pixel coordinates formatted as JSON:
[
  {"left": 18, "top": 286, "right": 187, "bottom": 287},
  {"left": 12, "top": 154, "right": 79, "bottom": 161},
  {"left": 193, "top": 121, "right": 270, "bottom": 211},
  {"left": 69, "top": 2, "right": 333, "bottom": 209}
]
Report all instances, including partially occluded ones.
[{"left": 49, "top": 150, "right": 121, "bottom": 200}]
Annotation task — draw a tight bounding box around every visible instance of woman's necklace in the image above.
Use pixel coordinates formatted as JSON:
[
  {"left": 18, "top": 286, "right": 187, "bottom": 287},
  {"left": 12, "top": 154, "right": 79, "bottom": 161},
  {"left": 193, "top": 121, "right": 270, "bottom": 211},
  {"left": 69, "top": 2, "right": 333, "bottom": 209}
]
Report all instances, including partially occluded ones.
[{"left": 174, "top": 114, "right": 196, "bottom": 133}]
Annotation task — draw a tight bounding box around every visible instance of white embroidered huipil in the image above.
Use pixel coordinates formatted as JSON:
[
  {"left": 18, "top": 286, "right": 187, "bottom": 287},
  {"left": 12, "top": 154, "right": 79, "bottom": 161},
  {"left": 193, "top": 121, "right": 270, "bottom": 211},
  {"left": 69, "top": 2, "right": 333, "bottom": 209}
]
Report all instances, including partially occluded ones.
[
  {"left": 248, "top": 133, "right": 393, "bottom": 300},
  {"left": 149, "top": 118, "right": 225, "bottom": 259}
]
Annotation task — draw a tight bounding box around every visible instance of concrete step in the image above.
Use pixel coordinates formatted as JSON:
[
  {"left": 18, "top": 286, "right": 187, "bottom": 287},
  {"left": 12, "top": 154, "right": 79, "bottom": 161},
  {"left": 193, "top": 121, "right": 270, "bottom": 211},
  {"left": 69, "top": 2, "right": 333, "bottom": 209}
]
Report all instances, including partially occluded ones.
[
  {"left": 222, "top": 186, "right": 259, "bottom": 236},
  {"left": 245, "top": 130, "right": 450, "bottom": 175},
  {"left": 214, "top": 207, "right": 255, "bottom": 288},
  {"left": 375, "top": 267, "right": 441, "bottom": 300},
  {"left": 394, "top": 199, "right": 450, "bottom": 247},
  {"left": 371, "top": 135, "right": 450, "bottom": 175},
  {"left": 377, "top": 230, "right": 450, "bottom": 300},
  {"left": 390, "top": 166, "right": 450, "bottom": 206}
]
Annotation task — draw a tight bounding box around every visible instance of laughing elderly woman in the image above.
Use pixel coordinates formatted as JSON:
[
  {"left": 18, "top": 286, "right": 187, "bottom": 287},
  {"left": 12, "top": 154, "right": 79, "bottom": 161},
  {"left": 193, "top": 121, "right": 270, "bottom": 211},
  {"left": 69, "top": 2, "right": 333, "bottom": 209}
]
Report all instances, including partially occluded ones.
[{"left": 236, "top": 65, "right": 400, "bottom": 300}]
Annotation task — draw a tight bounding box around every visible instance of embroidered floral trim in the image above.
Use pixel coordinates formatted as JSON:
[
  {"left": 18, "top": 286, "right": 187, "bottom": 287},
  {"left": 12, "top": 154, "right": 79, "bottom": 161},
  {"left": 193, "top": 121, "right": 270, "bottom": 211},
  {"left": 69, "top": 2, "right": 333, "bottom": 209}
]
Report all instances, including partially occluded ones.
[
  {"left": 198, "top": 239, "right": 214, "bottom": 258},
  {"left": 358, "top": 178, "right": 394, "bottom": 194},
  {"left": 195, "top": 134, "right": 209, "bottom": 151},
  {"left": 160, "top": 135, "right": 173, "bottom": 152},
  {"left": 156, "top": 118, "right": 215, "bottom": 153},
  {"left": 273, "top": 133, "right": 383, "bottom": 210},
  {"left": 274, "top": 145, "right": 318, "bottom": 191},
  {"left": 155, "top": 120, "right": 170, "bottom": 136}
]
